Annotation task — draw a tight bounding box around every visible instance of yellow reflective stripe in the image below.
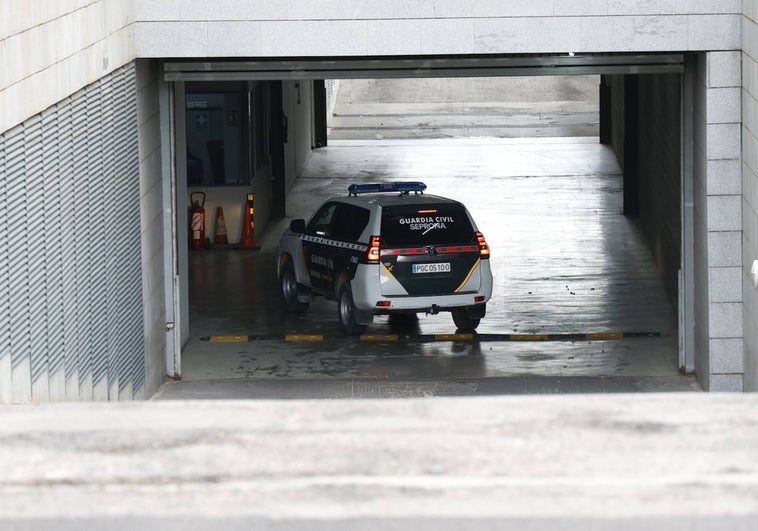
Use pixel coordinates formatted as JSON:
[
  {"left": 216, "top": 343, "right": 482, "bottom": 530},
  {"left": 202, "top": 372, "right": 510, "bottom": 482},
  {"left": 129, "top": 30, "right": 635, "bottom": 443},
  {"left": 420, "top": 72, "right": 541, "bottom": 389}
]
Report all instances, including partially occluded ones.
[
  {"left": 208, "top": 335, "right": 248, "bottom": 342},
  {"left": 454, "top": 259, "right": 481, "bottom": 293},
  {"left": 586, "top": 332, "right": 624, "bottom": 340},
  {"left": 285, "top": 334, "right": 324, "bottom": 342},
  {"left": 435, "top": 333, "right": 474, "bottom": 341},
  {"left": 360, "top": 334, "right": 399, "bottom": 341},
  {"left": 380, "top": 262, "right": 395, "bottom": 279},
  {"left": 510, "top": 334, "right": 549, "bottom": 341}
]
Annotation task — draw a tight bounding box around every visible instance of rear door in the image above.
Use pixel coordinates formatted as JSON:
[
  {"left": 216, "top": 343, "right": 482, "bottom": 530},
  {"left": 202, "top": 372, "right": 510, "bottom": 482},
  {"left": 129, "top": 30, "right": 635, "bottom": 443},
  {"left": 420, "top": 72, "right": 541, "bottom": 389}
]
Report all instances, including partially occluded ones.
[
  {"left": 379, "top": 203, "right": 482, "bottom": 296},
  {"left": 302, "top": 202, "right": 370, "bottom": 296},
  {"left": 302, "top": 202, "right": 338, "bottom": 294},
  {"left": 328, "top": 203, "right": 371, "bottom": 289}
]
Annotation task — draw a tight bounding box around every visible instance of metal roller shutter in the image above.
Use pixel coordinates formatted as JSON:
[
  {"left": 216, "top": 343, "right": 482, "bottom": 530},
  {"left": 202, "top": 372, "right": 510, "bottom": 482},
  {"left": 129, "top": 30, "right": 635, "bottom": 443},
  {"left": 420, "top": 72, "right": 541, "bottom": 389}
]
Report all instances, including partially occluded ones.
[
  {"left": 24, "top": 114, "right": 47, "bottom": 400},
  {"left": 0, "top": 132, "right": 9, "bottom": 403},
  {"left": 41, "top": 105, "right": 64, "bottom": 400},
  {"left": 6, "top": 124, "right": 31, "bottom": 402}
]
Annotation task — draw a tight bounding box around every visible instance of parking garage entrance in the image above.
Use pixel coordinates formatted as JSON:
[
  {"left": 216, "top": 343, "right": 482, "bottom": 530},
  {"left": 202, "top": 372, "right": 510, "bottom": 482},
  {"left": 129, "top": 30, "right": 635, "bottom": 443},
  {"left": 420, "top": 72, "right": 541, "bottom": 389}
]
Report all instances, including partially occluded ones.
[{"left": 158, "top": 54, "right": 698, "bottom": 396}]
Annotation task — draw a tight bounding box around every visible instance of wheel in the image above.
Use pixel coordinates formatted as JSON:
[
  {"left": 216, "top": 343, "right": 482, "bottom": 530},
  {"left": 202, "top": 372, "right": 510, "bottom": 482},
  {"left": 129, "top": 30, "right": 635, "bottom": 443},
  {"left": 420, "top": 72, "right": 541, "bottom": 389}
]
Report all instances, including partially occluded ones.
[
  {"left": 280, "top": 264, "right": 309, "bottom": 313},
  {"left": 337, "top": 283, "right": 367, "bottom": 336},
  {"left": 452, "top": 309, "right": 480, "bottom": 331}
]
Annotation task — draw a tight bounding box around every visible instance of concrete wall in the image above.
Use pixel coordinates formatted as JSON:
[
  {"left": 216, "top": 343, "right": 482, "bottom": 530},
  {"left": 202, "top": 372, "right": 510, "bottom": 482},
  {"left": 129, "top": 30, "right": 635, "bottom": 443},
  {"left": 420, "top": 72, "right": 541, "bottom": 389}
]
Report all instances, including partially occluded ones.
[
  {"left": 742, "top": 7, "right": 758, "bottom": 392},
  {"left": 638, "top": 74, "right": 682, "bottom": 308},
  {"left": 608, "top": 75, "right": 626, "bottom": 168},
  {"left": 607, "top": 74, "right": 681, "bottom": 310},
  {"left": 283, "top": 80, "right": 315, "bottom": 193},
  {"left": 133, "top": 1, "right": 740, "bottom": 58},
  {"left": 1, "top": 0, "right": 135, "bottom": 133},
  {"left": 136, "top": 59, "right": 167, "bottom": 397}
]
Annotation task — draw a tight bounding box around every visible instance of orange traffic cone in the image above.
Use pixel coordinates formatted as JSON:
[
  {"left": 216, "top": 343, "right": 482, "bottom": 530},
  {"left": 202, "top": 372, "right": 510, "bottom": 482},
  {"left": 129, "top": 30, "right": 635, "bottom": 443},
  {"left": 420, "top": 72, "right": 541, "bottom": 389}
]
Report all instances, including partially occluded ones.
[
  {"left": 240, "top": 193, "right": 259, "bottom": 249},
  {"left": 214, "top": 206, "right": 228, "bottom": 245}
]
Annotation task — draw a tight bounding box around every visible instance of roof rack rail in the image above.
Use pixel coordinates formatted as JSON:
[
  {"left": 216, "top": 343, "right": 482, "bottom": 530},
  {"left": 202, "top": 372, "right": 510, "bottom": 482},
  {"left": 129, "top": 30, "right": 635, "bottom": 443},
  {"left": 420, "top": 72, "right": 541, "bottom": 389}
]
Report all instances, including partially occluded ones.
[{"left": 348, "top": 181, "right": 426, "bottom": 196}]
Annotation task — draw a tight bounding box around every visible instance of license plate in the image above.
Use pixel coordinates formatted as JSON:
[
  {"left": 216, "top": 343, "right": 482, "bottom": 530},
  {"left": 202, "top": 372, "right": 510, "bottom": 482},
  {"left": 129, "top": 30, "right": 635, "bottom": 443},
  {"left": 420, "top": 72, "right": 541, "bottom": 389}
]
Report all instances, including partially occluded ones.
[{"left": 412, "top": 262, "right": 451, "bottom": 274}]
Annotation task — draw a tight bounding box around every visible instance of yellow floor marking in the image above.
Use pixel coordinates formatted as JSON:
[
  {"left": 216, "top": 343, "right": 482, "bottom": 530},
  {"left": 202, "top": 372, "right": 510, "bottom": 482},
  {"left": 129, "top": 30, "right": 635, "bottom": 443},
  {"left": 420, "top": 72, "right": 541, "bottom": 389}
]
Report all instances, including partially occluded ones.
[
  {"left": 285, "top": 334, "right": 324, "bottom": 342},
  {"left": 209, "top": 335, "right": 248, "bottom": 342},
  {"left": 510, "top": 334, "right": 549, "bottom": 341},
  {"left": 434, "top": 333, "right": 474, "bottom": 341},
  {"left": 360, "top": 334, "right": 400, "bottom": 341},
  {"left": 586, "top": 332, "right": 624, "bottom": 340}
]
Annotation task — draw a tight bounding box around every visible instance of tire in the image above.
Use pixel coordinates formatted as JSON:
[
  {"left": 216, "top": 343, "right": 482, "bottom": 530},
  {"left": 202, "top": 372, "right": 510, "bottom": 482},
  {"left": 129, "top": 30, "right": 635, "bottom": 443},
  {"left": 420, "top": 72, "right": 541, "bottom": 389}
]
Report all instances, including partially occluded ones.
[
  {"left": 337, "top": 283, "right": 367, "bottom": 336},
  {"left": 452, "top": 309, "right": 480, "bottom": 331},
  {"left": 280, "top": 264, "right": 309, "bottom": 313}
]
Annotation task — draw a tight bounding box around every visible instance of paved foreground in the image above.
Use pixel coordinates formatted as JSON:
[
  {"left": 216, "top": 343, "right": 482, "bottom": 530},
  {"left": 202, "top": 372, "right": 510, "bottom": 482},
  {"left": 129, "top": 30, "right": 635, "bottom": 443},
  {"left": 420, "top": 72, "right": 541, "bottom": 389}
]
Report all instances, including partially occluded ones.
[{"left": 1, "top": 394, "right": 757, "bottom": 530}]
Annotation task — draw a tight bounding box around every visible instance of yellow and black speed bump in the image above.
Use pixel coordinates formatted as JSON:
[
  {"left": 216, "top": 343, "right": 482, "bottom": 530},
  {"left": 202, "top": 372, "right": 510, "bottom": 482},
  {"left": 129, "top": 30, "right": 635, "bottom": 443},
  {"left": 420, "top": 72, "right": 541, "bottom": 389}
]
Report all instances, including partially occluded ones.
[{"left": 200, "top": 331, "right": 671, "bottom": 343}]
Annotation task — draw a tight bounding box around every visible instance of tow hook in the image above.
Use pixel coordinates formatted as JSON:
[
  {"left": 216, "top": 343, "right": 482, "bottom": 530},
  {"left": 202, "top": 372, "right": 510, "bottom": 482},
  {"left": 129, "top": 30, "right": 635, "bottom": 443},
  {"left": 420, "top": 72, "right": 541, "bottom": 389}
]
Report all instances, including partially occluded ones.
[{"left": 428, "top": 304, "right": 440, "bottom": 315}]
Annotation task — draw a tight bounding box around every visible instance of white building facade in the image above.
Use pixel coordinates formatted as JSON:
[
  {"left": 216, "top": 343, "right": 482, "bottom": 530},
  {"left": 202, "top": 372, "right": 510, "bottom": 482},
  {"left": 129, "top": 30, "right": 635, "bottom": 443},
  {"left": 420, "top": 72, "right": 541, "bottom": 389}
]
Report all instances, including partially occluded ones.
[{"left": 1, "top": 0, "right": 757, "bottom": 402}]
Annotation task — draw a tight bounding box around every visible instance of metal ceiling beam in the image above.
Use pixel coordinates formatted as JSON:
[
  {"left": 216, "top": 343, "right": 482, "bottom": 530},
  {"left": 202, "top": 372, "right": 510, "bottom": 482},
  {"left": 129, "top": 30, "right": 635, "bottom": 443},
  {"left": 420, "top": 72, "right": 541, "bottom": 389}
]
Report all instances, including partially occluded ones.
[{"left": 164, "top": 54, "right": 685, "bottom": 81}]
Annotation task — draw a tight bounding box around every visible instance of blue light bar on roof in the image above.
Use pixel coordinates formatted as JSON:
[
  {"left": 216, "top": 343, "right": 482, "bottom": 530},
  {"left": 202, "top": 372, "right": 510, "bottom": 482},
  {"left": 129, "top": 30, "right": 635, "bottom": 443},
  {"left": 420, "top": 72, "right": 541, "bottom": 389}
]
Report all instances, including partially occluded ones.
[{"left": 348, "top": 181, "right": 427, "bottom": 196}]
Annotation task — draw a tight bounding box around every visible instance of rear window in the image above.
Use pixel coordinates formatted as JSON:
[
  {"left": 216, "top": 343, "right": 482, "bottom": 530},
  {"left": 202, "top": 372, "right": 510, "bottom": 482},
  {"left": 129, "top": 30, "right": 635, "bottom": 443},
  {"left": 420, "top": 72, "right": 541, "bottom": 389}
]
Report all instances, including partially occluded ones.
[{"left": 380, "top": 203, "right": 475, "bottom": 246}]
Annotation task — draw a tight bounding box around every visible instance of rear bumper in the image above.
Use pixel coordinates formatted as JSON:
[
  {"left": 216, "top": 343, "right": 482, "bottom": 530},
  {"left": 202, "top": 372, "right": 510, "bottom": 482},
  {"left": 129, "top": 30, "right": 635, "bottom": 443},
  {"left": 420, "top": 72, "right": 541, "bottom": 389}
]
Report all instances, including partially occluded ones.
[{"left": 351, "top": 262, "right": 493, "bottom": 313}]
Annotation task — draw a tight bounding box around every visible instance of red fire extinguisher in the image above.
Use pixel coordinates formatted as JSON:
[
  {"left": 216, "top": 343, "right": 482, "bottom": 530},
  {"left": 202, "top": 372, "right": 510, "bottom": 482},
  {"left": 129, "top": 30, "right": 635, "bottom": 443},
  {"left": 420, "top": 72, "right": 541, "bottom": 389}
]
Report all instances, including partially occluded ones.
[{"left": 189, "top": 192, "right": 206, "bottom": 249}]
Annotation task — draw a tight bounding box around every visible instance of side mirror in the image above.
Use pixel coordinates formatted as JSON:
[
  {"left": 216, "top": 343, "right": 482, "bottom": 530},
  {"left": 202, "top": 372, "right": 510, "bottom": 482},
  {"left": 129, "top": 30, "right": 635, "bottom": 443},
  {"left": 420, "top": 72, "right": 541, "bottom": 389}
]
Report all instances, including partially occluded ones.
[{"left": 290, "top": 219, "right": 306, "bottom": 234}]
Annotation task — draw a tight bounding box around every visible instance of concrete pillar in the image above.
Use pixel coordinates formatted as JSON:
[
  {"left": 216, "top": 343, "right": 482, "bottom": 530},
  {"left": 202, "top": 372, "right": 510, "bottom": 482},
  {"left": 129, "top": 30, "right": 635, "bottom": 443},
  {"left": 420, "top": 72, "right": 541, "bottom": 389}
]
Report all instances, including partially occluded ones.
[
  {"left": 744, "top": 8, "right": 758, "bottom": 392},
  {"left": 693, "top": 51, "right": 743, "bottom": 391},
  {"left": 599, "top": 75, "right": 612, "bottom": 145},
  {"left": 623, "top": 75, "right": 640, "bottom": 217},
  {"left": 313, "top": 80, "right": 328, "bottom": 149}
]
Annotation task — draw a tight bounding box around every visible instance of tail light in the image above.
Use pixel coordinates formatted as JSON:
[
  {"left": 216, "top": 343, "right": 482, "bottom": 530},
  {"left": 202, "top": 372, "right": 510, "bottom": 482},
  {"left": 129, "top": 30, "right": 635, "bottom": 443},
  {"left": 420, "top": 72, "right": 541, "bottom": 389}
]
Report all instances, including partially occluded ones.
[
  {"left": 366, "top": 235, "right": 381, "bottom": 263},
  {"left": 476, "top": 232, "right": 490, "bottom": 259}
]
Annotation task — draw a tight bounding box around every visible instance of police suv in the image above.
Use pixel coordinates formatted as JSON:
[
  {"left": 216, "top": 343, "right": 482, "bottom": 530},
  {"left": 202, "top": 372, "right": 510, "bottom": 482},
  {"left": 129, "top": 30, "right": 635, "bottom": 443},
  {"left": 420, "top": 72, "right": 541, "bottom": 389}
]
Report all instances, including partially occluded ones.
[{"left": 276, "top": 182, "right": 493, "bottom": 335}]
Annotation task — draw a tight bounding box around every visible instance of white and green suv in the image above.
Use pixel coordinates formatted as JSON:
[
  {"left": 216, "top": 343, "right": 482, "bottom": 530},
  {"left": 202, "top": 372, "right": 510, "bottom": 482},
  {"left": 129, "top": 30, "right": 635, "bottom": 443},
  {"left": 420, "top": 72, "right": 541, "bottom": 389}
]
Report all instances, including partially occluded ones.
[{"left": 276, "top": 182, "right": 493, "bottom": 335}]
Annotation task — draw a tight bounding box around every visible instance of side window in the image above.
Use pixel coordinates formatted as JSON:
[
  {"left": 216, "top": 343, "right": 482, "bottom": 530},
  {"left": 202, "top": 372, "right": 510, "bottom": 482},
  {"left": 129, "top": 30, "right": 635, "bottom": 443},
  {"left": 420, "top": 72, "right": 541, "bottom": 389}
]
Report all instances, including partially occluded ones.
[
  {"left": 306, "top": 203, "right": 337, "bottom": 236},
  {"left": 331, "top": 204, "right": 370, "bottom": 241},
  {"left": 346, "top": 206, "right": 370, "bottom": 240}
]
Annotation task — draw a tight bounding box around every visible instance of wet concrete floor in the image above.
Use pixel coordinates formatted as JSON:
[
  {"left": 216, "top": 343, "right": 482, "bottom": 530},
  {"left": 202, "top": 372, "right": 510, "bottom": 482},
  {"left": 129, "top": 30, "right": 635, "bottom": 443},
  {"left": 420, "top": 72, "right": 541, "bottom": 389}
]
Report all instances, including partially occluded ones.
[{"left": 162, "top": 137, "right": 699, "bottom": 399}]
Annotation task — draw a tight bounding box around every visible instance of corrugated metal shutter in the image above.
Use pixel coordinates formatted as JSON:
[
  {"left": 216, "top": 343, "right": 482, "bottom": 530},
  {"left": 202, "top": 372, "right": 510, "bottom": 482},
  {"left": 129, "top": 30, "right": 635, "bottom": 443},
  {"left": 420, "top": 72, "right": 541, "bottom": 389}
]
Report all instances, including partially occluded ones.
[
  {"left": 113, "top": 69, "right": 145, "bottom": 396},
  {"left": 59, "top": 95, "right": 80, "bottom": 400},
  {"left": 0, "top": 130, "right": 9, "bottom": 403},
  {"left": 25, "top": 114, "right": 47, "bottom": 400},
  {"left": 6, "top": 123, "right": 31, "bottom": 402},
  {"left": 86, "top": 76, "right": 107, "bottom": 398},
  {"left": 0, "top": 63, "right": 144, "bottom": 403},
  {"left": 41, "top": 105, "right": 64, "bottom": 400},
  {"left": 71, "top": 90, "right": 91, "bottom": 399}
]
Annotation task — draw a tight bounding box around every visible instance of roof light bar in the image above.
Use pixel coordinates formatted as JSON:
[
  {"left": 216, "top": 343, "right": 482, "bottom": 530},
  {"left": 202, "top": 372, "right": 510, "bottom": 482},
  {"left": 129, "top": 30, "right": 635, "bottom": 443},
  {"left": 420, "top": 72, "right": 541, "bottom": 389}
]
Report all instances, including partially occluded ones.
[{"left": 348, "top": 181, "right": 427, "bottom": 196}]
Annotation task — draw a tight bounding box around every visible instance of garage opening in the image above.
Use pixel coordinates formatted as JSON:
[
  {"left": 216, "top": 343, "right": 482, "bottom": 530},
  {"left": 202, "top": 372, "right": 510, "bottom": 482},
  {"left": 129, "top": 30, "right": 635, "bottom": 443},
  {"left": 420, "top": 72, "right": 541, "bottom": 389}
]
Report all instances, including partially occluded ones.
[{"left": 161, "top": 54, "right": 697, "bottom": 397}]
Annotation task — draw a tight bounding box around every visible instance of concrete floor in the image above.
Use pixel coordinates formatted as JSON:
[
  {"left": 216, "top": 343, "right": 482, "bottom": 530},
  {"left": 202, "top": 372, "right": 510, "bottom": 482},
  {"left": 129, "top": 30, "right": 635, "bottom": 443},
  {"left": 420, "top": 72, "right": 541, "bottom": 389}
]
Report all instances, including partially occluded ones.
[{"left": 156, "top": 137, "right": 699, "bottom": 399}]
